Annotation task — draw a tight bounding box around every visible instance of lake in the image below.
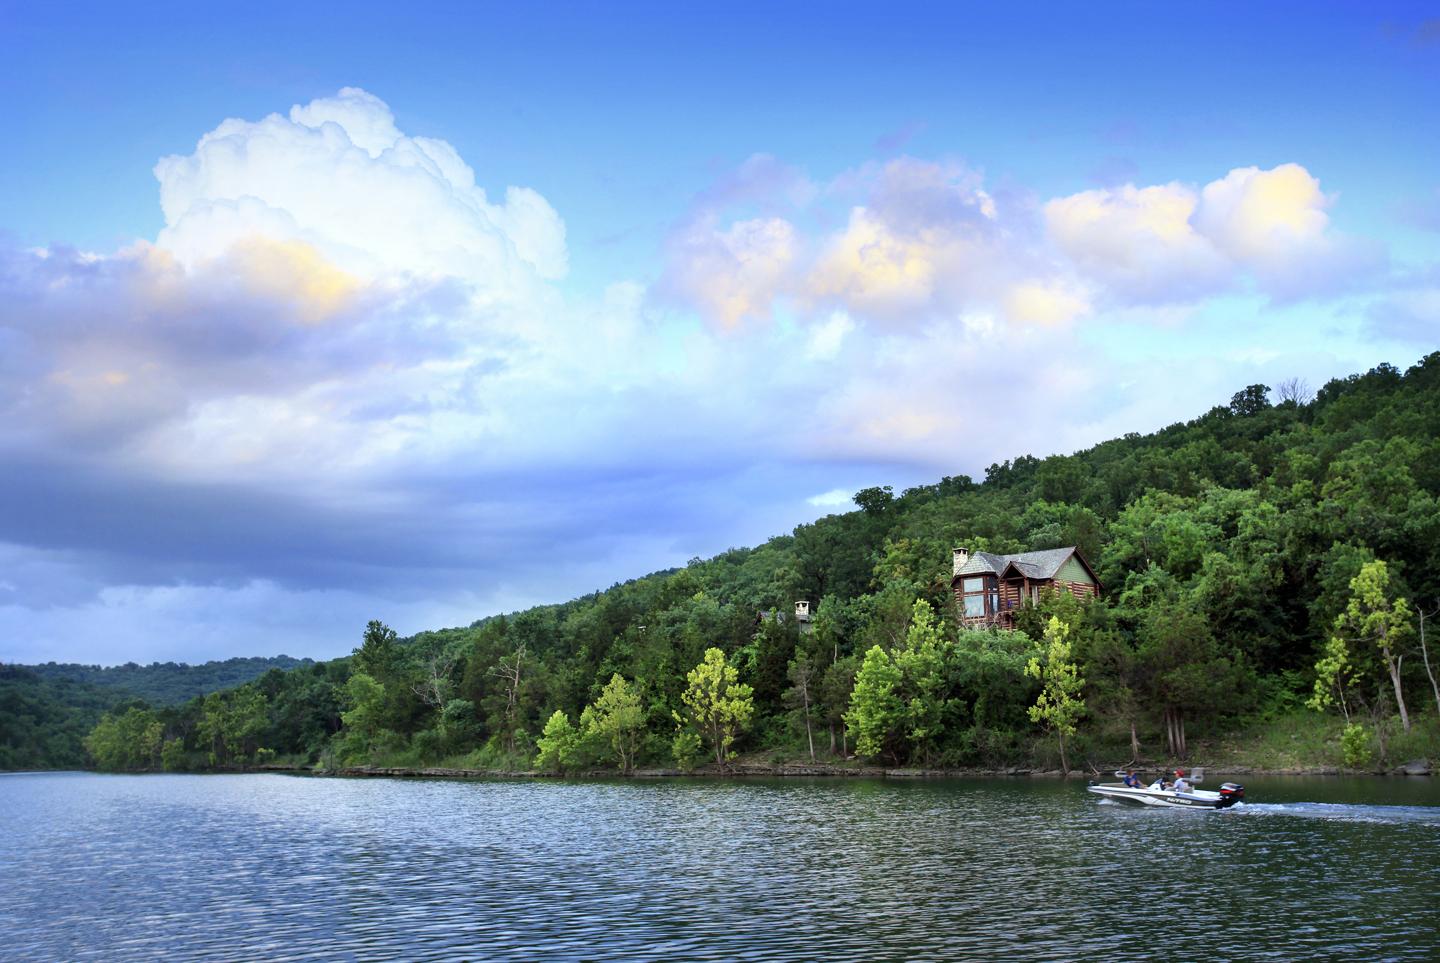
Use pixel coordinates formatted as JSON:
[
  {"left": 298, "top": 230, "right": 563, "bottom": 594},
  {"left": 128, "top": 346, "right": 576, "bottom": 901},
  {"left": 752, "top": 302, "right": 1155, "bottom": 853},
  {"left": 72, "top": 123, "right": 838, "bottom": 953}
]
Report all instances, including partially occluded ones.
[{"left": 3, "top": 772, "right": 1438, "bottom": 961}]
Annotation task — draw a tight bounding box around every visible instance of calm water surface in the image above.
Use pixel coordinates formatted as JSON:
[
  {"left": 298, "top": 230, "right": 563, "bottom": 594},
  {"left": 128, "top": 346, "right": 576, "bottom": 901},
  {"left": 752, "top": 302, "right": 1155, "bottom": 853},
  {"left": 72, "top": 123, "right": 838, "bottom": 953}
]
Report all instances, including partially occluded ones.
[{"left": 3, "top": 772, "right": 1438, "bottom": 961}]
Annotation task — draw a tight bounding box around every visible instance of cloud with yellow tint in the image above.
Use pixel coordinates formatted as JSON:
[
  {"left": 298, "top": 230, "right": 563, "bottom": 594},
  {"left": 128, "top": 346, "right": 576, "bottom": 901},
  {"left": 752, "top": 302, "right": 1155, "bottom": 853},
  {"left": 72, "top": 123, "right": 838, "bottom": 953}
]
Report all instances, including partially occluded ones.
[
  {"left": 49, "top": 365, "right": 133, "bottom": 392},
  {"left": 154, "top": 88, "right": 566, "bottom": 296},
  {"left": 1003, "top": 280, "right": 1091, "bottom": 327},
  {"left": 803, "top": 158, "right": 1027, "bottom": 326},
  {"left": 659, "top": 216, "right": 797, "bottom": 329},
  {"left": 1193, "top": 163, "right": 1330, "bottom": 264},
  {"left": 1046, "top": 163, "right": 1372, "bottom": 303},
  {"left": 659, "top": 155, "right": 1058, "bottom": 332},
  {"left": 809, "top": 208, "right": 939, "bottom": 318},
  {"left": 1044, "top": 182, "right": 1228, "bottom": 302},
  {"left": 225, "top": 237, "right": 360, "bottom": 324}
]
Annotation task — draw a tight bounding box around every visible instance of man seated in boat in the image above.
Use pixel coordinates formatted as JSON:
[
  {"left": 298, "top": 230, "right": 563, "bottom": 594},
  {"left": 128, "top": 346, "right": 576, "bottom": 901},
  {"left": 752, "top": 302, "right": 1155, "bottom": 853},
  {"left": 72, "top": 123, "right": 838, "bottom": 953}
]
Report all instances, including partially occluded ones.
[
  {"left": 1122, "top": 770, "right": 1143, "bottom": 789},
  {"left": 1172, "top": 769, "right": 1192, "bottom": 793}
]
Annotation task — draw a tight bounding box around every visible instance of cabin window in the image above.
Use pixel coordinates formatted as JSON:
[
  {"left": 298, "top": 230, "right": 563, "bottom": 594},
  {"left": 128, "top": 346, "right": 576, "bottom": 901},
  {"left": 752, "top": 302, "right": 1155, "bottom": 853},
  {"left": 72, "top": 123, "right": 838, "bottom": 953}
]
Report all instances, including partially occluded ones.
[{"left": 961, "top": 576, "right": 998, "bottom": 618}]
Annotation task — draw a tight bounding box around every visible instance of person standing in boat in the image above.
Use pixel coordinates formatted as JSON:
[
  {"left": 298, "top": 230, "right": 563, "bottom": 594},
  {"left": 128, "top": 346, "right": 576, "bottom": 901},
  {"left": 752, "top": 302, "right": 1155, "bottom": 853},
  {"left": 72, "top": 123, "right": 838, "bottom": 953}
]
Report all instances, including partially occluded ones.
[{"left": 1172, "top": 769, "right": 1192, "bottom": 793}]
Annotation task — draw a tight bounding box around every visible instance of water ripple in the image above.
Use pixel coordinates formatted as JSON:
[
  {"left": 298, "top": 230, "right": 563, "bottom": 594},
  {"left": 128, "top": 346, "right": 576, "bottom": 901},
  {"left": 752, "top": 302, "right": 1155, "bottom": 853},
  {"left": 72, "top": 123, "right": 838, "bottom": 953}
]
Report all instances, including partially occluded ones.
[{"left": 2, "top": 773, "right": 1438, "bottom": 962}]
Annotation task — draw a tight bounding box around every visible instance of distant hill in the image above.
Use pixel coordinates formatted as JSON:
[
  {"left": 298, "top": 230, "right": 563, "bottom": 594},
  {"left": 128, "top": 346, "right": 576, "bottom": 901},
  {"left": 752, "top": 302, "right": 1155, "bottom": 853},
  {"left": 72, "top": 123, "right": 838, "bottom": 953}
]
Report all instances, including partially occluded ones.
[
  {"left": 1, "top": 656, "right": 313, "bottom": 769},
  {"left": 0, "top": 665, "right": 127, "bottom": 769},
  {"left": 24, "top": 656, "right": 314, "bottom": 707}
]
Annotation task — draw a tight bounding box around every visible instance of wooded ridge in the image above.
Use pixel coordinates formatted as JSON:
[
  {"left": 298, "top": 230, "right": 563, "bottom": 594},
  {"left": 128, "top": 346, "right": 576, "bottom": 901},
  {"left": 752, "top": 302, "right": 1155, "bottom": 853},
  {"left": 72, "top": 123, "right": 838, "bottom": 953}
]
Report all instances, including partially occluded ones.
[{"left": 8, "top": 355, "right": 1439, "bottom": 775}]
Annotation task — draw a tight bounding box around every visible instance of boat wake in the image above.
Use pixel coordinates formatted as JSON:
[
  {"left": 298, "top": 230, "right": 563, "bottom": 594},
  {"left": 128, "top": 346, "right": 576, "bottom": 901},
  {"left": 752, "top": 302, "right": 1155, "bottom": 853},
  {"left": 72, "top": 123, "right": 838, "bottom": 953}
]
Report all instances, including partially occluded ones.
[{"left": 1234, "top": 801, "right": 1440, "bottom": 827}]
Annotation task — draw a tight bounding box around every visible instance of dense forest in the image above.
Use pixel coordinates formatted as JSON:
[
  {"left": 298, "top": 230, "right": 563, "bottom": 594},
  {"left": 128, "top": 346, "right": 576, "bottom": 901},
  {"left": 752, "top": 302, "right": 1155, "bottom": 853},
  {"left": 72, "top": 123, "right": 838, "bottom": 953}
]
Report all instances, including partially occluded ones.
[
  {"left": 1, "top": 657, "right": 309, "bottom": 769},
  {"left": 27, "top": 657, "right": 314, "bottom": 705},
  {"left": 16, "top": 355, "right": 1440, "bottom": 775}
]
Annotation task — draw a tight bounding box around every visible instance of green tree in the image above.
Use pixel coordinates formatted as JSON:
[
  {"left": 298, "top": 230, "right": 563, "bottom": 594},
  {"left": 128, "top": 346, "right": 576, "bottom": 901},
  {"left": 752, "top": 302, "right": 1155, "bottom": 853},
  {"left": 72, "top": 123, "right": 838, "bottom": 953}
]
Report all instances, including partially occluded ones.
[
  {"left": 1025, "top": 617, "right": 1085, "bottom": 775},
  {"left": 784, "top": 652, "right": 818, "bottom": 762},
  {"left": 817, "top": 654, "right": 860, "bottom": 756},
  {"left": 534, "top": 709, "right": 580, "bottom": 773},
  {"left": 950, "top": 628, "right": 1039, "bottom": 763},
  {"left": 1333, "top": 560, "right": 1415, "bottom": 732},
  {"left": 1340, "top": 722, "right": 1372, "bottom": 769},
  {"left": 1308, "top": 634, "right": 1359, "bottom": 722},
  {"left": 585, "top": 674, "right": 645, "bottom": 772},
  {"left": 355, "top": 620, "right": 403, "bottom": 681},
  {"left": 339, "top": 671, "right": 390, "bottom": 761},
  {"left": 1080, "top": 628, "right": 1144, "bottom": 761},
  {"left": 844, "top": 646, "right": 903, "bottom": 762},
  {"left": 196, "top": 687, "right": 268, "bottom": 766},
  {"left": 1229, "top": 383, "right": 1271, "bottom": 416},
  {"left": 160, "top": 737, "right": 187, "bottom": 772},
  {"left": 1136, "top": 600, "right": 1238, "bottom": 758},
  {"left": 894, "top": 599, "right": 949, "bottom": 766},
  {"left": 84, "top": 707, "right": 164, "bottom": 771},
  {"left": 680, "top": 648, "right": 755, "bottom": 769},
  {"left": 671, "top": 729, "right": 702, "bottom": 770}
]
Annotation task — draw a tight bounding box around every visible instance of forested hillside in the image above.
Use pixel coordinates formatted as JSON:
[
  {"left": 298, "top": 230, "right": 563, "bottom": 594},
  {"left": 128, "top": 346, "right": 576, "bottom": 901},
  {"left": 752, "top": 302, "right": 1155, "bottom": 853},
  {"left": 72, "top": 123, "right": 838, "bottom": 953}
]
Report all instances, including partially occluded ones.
[
  {"left": 27, "top": 656, "right": 314, "bottom": 706},
  {"left": 0, "top": 666, "right": 125, "bottom": 769},
  {"left": 57, "top": 356, "right": 1440, "bottom": 773},
  {"left": 1, "top": 656, "right": 310, "bottom": 769}
]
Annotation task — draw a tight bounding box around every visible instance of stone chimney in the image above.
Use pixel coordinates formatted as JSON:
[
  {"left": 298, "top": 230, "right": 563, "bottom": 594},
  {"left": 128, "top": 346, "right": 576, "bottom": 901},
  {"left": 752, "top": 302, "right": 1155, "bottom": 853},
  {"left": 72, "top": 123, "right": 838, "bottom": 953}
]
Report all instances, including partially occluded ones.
[
  {"left": 953, "top": 546, "right": 970, "bottom": 576},
  {"left": 794, "top": 600, "right": 811, "bottom": 621}
]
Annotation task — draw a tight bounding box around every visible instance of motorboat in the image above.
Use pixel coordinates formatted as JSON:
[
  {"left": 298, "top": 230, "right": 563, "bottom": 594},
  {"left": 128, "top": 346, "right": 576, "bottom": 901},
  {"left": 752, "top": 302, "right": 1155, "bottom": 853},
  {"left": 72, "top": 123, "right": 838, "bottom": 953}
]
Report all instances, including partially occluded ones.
[{"left": 1087, "top": 770, "right": 1245, "bottom": 809}]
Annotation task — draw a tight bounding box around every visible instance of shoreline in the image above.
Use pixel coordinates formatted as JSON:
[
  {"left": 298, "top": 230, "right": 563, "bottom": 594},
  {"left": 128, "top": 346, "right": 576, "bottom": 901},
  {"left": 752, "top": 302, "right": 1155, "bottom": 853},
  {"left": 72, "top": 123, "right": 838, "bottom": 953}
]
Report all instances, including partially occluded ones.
[
  {"left": 5, "top": 761, "right": 1431, "bottom": 778},
  {"left": 253, "top": 760, "right": 1432, "bottom": 780}
]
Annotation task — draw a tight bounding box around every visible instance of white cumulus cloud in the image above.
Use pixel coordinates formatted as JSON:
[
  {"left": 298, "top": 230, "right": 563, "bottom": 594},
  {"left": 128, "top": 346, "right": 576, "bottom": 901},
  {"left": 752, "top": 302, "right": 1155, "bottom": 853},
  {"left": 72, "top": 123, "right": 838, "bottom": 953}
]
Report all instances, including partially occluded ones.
[
  {"left": 1044, "top": 181, "right": 1228, "bottom": 302},
  {"left": 155, "top": 87, "right": 567, "bottom": 291},
  {"left": 1045, "top": 162, "right": 1372, "bottom": 304}
]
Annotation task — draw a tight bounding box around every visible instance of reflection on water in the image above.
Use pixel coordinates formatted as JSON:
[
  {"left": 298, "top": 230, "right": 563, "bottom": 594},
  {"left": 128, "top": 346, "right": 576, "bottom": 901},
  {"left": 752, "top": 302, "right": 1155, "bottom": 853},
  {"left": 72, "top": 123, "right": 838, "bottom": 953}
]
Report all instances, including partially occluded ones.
[{"left": 2, "top": 772, "right": 1437, "bottom": 961}]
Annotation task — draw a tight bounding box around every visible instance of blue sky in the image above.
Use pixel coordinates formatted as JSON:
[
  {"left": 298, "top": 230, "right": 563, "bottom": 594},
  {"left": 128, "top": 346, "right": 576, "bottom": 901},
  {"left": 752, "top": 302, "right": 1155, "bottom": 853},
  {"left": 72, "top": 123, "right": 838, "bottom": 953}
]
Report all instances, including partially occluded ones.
[{"left": 1, "top": 2, "right": 1436, "bottom": 664}]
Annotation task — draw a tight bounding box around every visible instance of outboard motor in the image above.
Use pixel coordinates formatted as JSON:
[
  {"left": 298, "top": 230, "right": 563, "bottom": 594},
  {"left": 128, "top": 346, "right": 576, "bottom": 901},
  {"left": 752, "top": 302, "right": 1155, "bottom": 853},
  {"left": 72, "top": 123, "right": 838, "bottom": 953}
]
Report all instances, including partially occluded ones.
[{"left": 1218, "top": 782, "right": 1245, "bottom": 808}]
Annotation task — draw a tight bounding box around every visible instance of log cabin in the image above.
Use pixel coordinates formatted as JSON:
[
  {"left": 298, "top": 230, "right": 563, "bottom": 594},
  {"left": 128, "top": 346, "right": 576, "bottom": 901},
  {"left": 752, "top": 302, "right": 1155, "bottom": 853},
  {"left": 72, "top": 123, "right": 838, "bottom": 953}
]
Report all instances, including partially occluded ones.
[{"left": 950, "top": 545, "right": 1100, "bottom": 629}]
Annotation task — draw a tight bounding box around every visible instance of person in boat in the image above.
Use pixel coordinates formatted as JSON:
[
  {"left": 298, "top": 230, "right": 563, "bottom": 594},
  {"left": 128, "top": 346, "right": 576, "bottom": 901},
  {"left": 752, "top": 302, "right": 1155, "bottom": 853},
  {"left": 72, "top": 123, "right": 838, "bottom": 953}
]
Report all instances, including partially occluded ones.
[
  {"left": 1148, "top": 773, "right": 1170, "bottom": 790},
  {"left": 1122, "top": 770, "right": 1143, "bottom": 788},
  {"left": 1172, "top": 769, "right": 1192, "bottom": 793}
]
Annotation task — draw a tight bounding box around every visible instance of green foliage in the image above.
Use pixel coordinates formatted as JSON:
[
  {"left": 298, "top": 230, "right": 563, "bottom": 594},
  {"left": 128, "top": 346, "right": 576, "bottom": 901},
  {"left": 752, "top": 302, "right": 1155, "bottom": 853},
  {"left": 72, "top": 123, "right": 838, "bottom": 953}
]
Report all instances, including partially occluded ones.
[
  {"left": 1135, "top": 591, "right": 1246, "bottom": 757},
  {"left": 1309, "top": 635, "right": 1357, "bottom": 718},
  {"left": 1334, "top": 559, "right": 1416, "bottom": 730},
  {"left": 535, "top": 709, "right": 580, "bottom": 773},
  {"left": 16, "top": 355, "right": 1439, "bottom": 774},
  {"left": 24, "top": 656, "right": 312, "bottom": 706},
  {"left": 84, "top": 707, "right": 164, "bottom": 771},
  {"left": 679, "top": 648, "right": 755, "bottom": 768},
  {"left": 950, "top": 629, "right": 1039, "bottom": 760},
  {"left": 196, "top": 687, "right": 269, "bottom": 766},
  {"left": 1025, "top": 617, "right": 1085, "bottom": 772},
  {"left": 894, "top": 600, "right": 949, "bottom": 766},
  {"left": 160, "top": 737, "right": 188, "bottom": 772},
  {"left": 671, "top": 729, "right": 702, "bottom": 771},
  {"left": 337, "top": 672, "right": 391, "bottom": 762},
  {"left": 0, "top": 665, "right": 126, "bottom": 769},
  {"left": 1340, "top": 722, "right": 1371, "bottom": 769},
  {"left": 585, "top": 674, "right": 646, "bottom": 772},
  {"left": 845, "top": 646, "right": 904, "bottom": 762}
]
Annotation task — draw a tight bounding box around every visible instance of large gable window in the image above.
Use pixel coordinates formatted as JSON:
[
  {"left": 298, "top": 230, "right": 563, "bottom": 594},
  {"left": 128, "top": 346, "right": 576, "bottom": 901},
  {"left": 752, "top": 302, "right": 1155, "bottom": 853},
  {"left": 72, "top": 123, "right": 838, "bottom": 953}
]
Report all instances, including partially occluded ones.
[{"left": 961, "top": 576, "right": 998, "bottom": 618}]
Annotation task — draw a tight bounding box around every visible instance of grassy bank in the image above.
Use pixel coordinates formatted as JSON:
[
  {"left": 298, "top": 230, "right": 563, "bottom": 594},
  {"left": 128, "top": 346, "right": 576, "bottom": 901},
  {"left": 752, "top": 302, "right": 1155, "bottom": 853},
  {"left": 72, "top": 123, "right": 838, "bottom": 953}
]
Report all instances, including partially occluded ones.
[
  {"left": 268, "top": 711, "right": 1435, "bottom": 781},
  {"left": 1198, "top": 710, "right": 1439, "bottom": 773}
]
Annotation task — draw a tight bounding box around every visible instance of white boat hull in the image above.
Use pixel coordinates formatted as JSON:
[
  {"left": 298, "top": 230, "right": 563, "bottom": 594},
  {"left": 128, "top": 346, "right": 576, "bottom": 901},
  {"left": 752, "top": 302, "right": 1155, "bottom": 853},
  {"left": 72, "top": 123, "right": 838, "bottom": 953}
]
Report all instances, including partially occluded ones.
[{"left": 1087, "top": 782, "right": 1243, "bottom": 810}]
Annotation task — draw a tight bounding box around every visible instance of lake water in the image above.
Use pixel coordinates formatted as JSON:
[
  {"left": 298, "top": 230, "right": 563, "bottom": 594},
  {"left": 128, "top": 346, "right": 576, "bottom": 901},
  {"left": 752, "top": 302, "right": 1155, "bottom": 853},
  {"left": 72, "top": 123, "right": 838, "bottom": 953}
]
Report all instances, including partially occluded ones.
[{"left": 3, "top": 772, "right": 1439, "bottom": 961}]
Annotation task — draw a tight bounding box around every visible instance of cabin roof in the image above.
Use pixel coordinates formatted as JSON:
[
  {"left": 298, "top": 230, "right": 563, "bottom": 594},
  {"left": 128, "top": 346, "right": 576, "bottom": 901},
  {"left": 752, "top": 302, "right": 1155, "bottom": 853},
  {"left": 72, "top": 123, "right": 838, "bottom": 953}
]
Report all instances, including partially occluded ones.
[{"left": 954, "top": 546, "right": 1080, "bottom": 580}]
